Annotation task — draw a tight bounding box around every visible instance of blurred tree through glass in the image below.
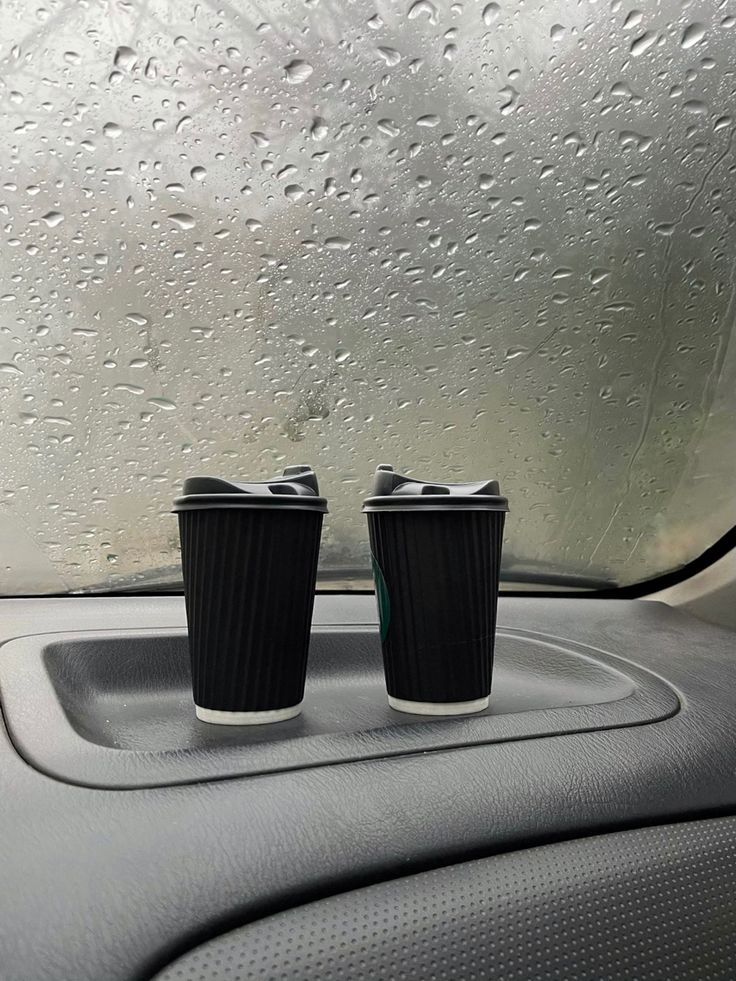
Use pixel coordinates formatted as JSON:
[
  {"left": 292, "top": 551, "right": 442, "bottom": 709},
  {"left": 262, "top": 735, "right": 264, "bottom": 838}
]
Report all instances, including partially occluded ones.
[{"left": 0, "top": 0, "right": 735, "bottom": 593}]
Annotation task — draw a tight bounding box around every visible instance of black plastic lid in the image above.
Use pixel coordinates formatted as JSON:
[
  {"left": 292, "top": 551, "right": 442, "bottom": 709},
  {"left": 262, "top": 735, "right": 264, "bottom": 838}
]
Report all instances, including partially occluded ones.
[
  {"left": 362, "top": 464, "right": 508, "bottom": 512},
  {"left": 173, "top": 465, "right": 328, "bottom": 513}
]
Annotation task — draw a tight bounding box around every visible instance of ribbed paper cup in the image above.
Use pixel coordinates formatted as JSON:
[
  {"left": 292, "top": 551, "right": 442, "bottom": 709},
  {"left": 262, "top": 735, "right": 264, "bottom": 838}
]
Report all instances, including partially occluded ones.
[
  {"left": 364, "top": 467, "right": 508, "bottom": 716},
  {"left": 174, "top": 468, "right": 326, "bottom": 725}
]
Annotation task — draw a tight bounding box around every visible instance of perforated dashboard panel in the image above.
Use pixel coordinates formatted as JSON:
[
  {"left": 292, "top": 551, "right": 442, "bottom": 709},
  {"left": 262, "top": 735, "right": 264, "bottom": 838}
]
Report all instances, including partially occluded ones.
[
  {"left": 156, "top": 815, "right": 736, "bottom": 981},
  {"left": 4, "top": 597, "right": 736, "bottom": 981}
]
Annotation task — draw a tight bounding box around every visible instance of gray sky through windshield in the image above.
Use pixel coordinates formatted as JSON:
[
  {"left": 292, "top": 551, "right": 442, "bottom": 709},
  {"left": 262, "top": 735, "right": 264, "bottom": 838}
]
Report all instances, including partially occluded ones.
[{"left": 0, "top": 0, "right": 735, "bottom": 593}]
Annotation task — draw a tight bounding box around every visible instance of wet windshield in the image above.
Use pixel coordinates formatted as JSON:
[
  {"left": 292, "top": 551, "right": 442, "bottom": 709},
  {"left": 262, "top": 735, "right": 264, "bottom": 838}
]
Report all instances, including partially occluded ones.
[{"left": 0, "top": 0, "right": 735, "bottom": 593}]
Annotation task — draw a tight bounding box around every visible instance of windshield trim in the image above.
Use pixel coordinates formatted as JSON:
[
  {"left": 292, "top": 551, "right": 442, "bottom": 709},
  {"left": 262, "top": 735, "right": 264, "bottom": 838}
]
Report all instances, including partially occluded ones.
[{"left": 2, "top": 522, "right": 735, "bottom": 600}]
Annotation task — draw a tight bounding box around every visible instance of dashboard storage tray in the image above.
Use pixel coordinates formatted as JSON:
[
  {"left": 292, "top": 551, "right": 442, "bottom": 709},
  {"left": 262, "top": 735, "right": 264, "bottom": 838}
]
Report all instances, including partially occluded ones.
[{"left": 0, "top": 626, "right": 679, "bottom": 788}]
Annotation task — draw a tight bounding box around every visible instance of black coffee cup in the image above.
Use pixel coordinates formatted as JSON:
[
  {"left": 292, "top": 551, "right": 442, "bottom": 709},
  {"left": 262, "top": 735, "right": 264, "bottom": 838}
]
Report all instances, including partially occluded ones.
[
  {"left": 173, "top": 466, "right": 327, "bottom": 725},
  {"left": 363, "top": 465, "right": 508, "bottom": 716}
]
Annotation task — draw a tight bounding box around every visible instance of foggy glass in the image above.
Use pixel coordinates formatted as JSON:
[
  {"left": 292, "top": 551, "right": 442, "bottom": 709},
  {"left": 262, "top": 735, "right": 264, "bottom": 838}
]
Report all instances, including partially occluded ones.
[{"left": 0, "top": 0, "right": 735, "bottom": 593}]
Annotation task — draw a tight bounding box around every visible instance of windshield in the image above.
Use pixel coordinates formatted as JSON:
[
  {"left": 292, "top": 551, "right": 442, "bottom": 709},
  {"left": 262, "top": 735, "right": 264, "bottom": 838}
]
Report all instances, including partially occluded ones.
[{"left": 0, "top": 0, "right": 735, "bottom": 595}]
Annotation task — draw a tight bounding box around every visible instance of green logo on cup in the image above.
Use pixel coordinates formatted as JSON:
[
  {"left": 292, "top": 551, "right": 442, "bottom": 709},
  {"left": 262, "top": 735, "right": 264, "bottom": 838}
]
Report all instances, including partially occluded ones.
[{"left": 371, "top": 555, "right": 391, "bottom": 642}]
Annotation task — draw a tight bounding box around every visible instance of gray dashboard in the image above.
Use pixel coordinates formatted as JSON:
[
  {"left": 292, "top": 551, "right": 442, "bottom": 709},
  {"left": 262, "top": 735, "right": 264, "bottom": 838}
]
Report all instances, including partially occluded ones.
[{"left": 0, "top": 595, "right": 735, "bottom": 980}]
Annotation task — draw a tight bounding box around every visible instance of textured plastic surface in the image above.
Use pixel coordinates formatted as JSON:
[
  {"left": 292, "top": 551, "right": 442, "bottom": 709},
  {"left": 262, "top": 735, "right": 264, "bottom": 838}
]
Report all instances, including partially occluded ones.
[
  {"left": 1, "top": 597, "right": 736, "bottom": 981},
  {"left": 0, "top": 626, "right": 677, "bottom": 788},
  {"left": 154, "top": 815, "right": 736, "bottom": 981}
]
